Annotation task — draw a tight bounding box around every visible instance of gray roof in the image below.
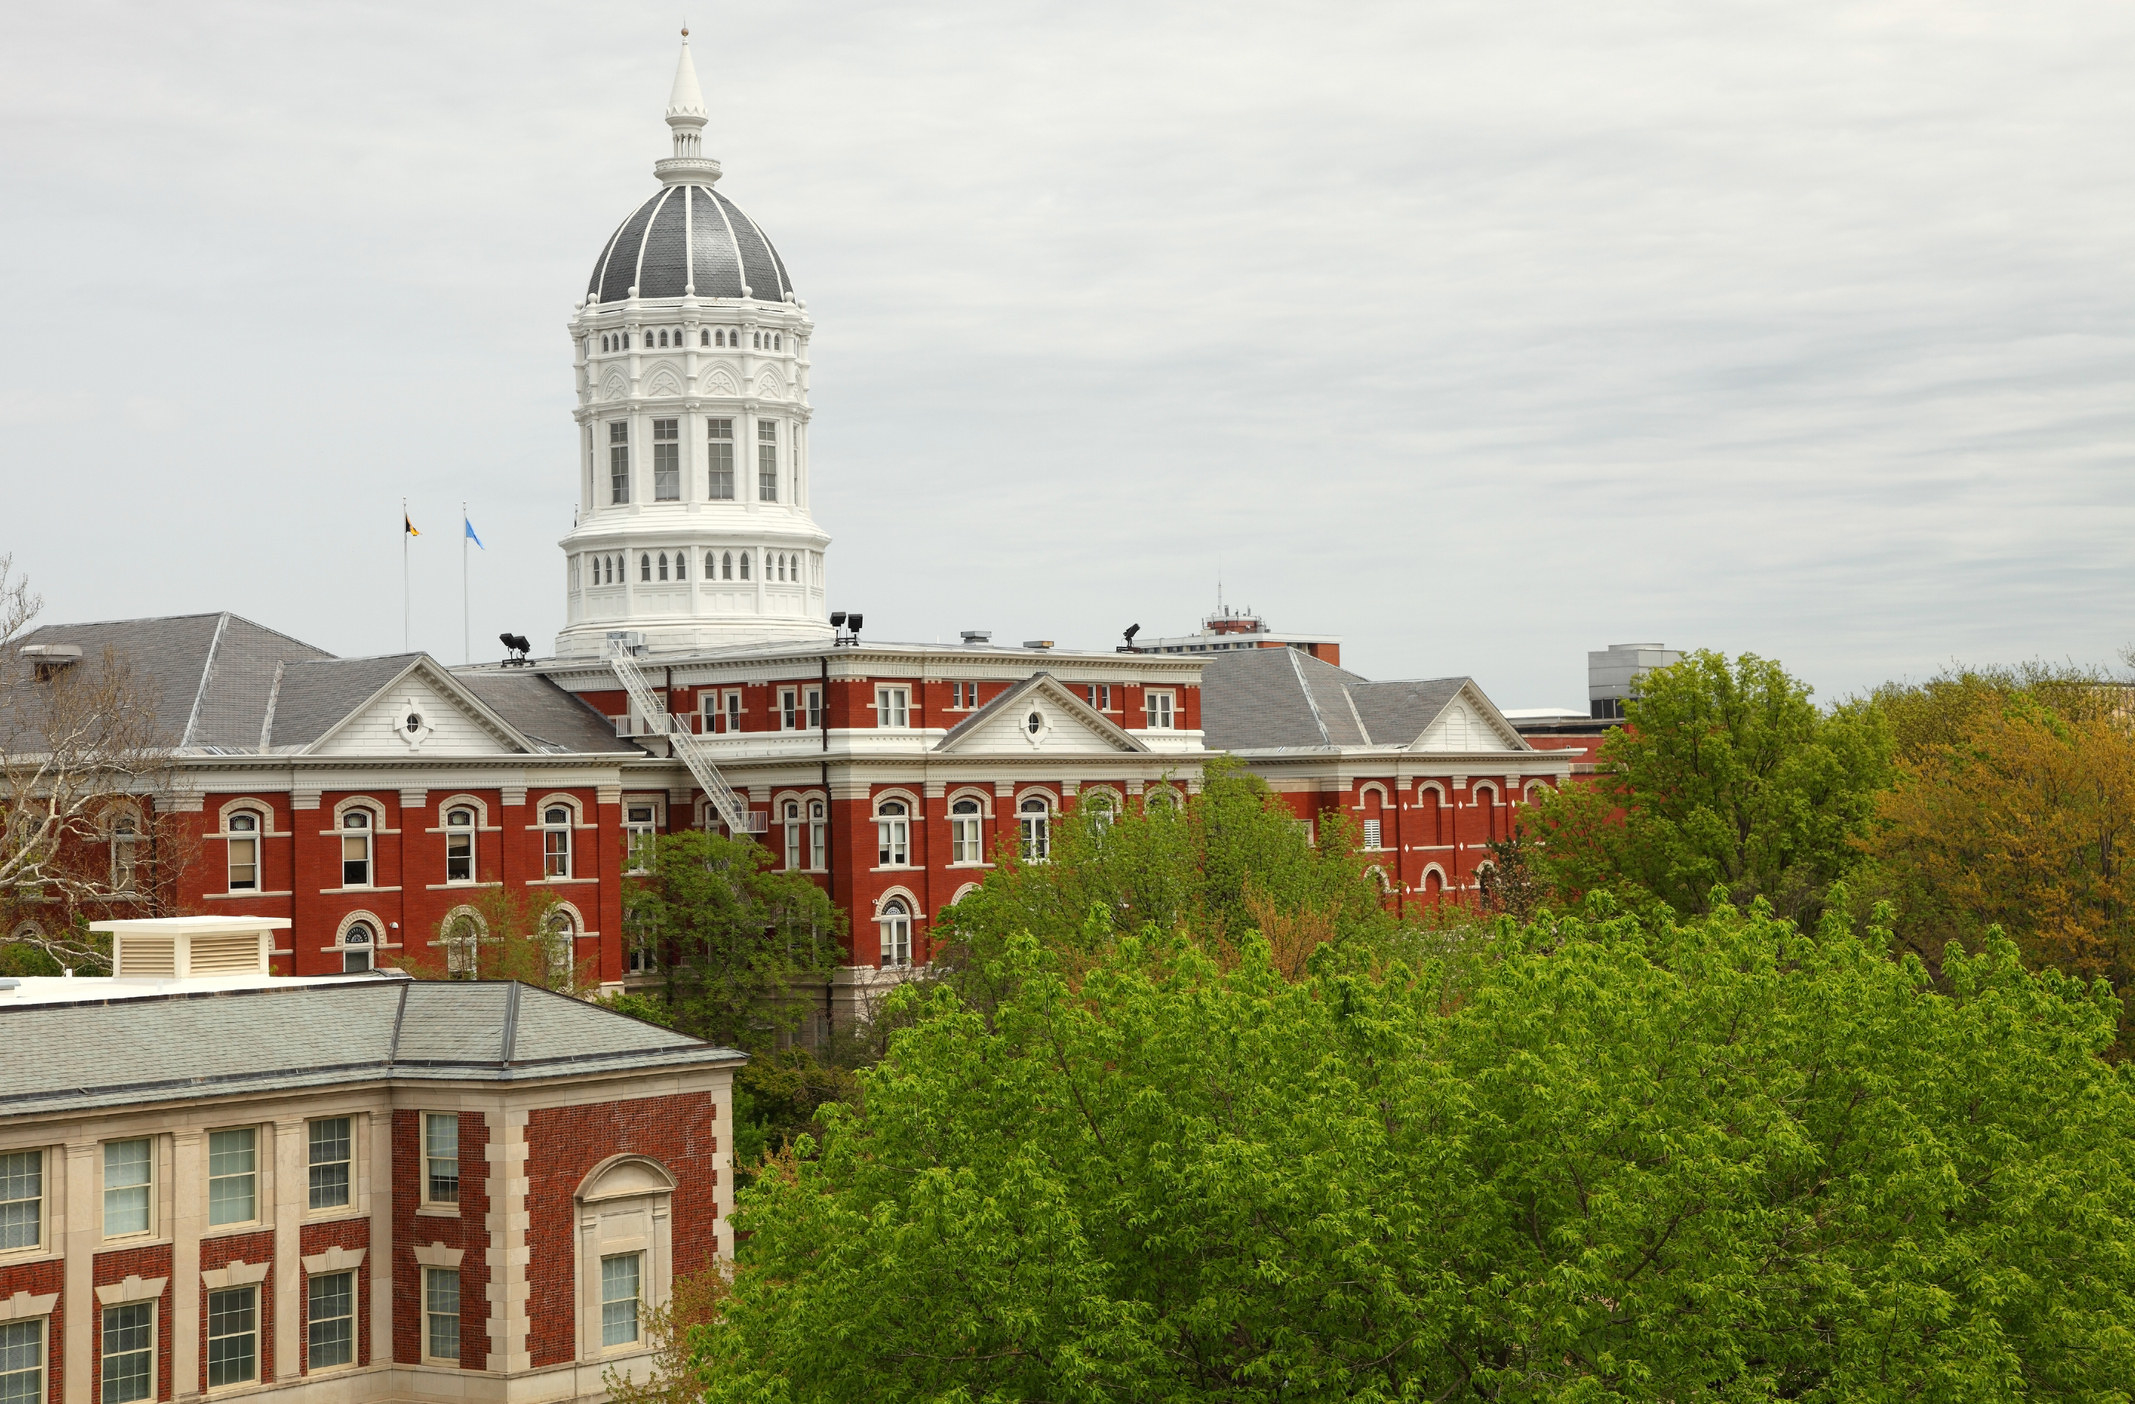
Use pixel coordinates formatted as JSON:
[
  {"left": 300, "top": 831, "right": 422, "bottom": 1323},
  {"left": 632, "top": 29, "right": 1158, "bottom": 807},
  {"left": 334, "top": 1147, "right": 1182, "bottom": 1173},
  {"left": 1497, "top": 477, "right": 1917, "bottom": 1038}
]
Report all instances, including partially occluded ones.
[
  {"left": 10, "top": 613, "right": 636, "bottom": 758},
  {"left": 588, "top": 184, "right": 794, "bottom": 303},
  {"left": 0, "top": 976, "right": 741, "bottom": 1119},
  {"left": 1201, "top": 648, "right": 1517, "bottom": 753}
]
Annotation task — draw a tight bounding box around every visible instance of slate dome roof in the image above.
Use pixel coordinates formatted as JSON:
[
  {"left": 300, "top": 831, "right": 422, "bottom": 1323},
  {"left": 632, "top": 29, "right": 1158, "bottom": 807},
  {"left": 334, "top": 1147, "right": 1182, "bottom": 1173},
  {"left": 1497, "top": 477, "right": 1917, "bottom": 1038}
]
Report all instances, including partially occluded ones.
[{"left": 586, "top": 183, "right": 794, "bottom": 305}]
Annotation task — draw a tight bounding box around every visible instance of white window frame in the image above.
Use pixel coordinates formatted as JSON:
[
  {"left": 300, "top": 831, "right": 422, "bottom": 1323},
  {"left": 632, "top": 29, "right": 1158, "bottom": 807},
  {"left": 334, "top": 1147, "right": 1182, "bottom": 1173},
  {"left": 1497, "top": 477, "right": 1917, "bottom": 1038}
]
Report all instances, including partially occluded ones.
[
  {"left": 706, "top": 417, "right": 735, "bottom": 499},
  {"left": 875, "top": 800, "right": 910, "bottom": 868},
  {"left": 782, "top": 800, "right": 803, "bottom": 871},
  {"left": 949, "top": 797, "right": 985, "bottom": 865},
  {"left": 541, "top": 804, "right": 574, "bottom": 879},
  {"left": 101, "top": 1137, "right": 154, "bottom": 1241},
  {"left": 608, "top": 420, "right": 630, "bottom": 505},
  {"left": 779, "top": 687, "right": 798, "bottom": 730},
  {"left": 624, "top": 801, "right": 660, "bottom": 875},
  {"left": 224, "top": 810, "right": 261, "bottom": 892},
  {"left": 306, "top": 1269, "right": 356, "bottom": 1372},
  {"left": 757, "top": 419, "right": 779, "bottom": 502},
  {"left": 338, "top": 808, "right": 374, "bottom": 888},
  {"left": 422, "top": 1113, "right": 460, "bottom": 1208},
  {"left": 0, "top": 1318, "right": 44, "bottom": 1404},
  {"left": 600, "top": 1252, "right": 643, "bottom": 1349},
  {"left": 1018, "top": 797, "right": 1052, "bottom": 863},
  {"left": 206, "top": 1127, "right": 258, "bottom": 1228},
  {"left": 875, "top": 687, "right": 910, "bottom": 729},
  {"left": 651, "top": 417, "right": 680, "bottom": 501},
  {"left": 1144, "top": 690, "right": 1176, "bottom": 729},
  {"left": 878, "top": 897, "right": 912, "bottom": 968},
  {"left": 101, "top": 1298, "right": 156, "bottom": 1402},
  {"left": 808, "top": 800, "right": 827, "bottom": 870},
  {"left": 423, "top": 1266, "right": 461, "bottom": 1363},
  {"left": 307, "top": 1117, "right": 352, "bottom": 1212},
  {"left": 0, "top": 1149, "right": 44, "bottom": 1255},
  {"left": 443, "top": 806, "right": 477, "bottom": 885},
  {"left": 205, "top": 1284, "right": 258, "bottom": 1388}
]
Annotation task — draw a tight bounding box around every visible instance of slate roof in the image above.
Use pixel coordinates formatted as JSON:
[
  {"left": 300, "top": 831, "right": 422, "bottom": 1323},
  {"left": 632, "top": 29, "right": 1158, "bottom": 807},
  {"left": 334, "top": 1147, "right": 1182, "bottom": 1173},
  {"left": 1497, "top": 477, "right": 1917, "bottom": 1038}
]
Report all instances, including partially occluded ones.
[
  {"left": 0, "top": 975, "right": 741, "bottom": 1119},
  {"left": 588, "top": 183, "right": 794, "bottom": 304},
  {"left": 9, "top": 613, "right": 636, "bottom": 758},
  {"left": 1201, "top": 648, "right": 1523, "bottom": 753}
]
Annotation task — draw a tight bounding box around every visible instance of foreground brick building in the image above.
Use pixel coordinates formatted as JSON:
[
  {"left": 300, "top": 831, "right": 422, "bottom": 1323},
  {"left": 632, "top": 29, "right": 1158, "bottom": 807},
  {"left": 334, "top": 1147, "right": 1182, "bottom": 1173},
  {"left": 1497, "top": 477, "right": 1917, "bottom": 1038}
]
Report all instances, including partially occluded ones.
[{"left": 0, "top": 919, "right": 739, "bottom": 1403}]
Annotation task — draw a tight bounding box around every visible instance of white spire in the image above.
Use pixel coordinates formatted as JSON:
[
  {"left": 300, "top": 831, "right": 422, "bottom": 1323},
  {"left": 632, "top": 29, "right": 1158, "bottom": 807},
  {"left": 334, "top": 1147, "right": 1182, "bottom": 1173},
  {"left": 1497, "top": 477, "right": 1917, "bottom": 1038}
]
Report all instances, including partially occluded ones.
[{"left": 655, "top": 28, "right": 721, "bottom": 186}]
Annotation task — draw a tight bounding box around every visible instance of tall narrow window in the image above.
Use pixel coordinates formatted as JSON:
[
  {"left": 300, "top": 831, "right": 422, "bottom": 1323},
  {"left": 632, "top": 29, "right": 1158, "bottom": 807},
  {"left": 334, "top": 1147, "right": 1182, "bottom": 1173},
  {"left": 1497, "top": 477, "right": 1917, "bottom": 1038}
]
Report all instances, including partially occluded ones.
[
  {"left": 950, "top": 798, "right": 983, "bottom": 864},
  {"left": 444, "top": 807, "right": 476, "bottom": 883},
  {"left": 342, "top": 921, "right": 374, "bottom": 974},
  {"left": 876, "top": 801, "right": 909, "bottom": 866},
  {"left": 206, "top": 1288, "right": 257, "bottom": 1386},
  {"left": 444, "top": 916, "right": 479, "bottom": 979},
  {"left": 308, "top": 1117, "right": 351, "bottom": 1210},
  {"left": 0, "top": 1320, "right": 43, "bottom": 1404},
  {"left": 608, "top": 421, "right": 630, "bottom": 504},
  {"left": 101, "top": 1301, "right": 154, "bottom": 1402},
  {"left": 0, "top": 1150, "right": 41, "bottom": 1251},
  {"left": 109, "top": 815, "right": 138, "bottom": 893},
  {"left": 757, "top": 420, "right": 779, "bottom": 501},
  {"left": 226, "top": 812, "right": 258, "bottom": 891},
  {"left": 1361, "top": 818, "right": 1383, "bottom": 849},
  {"left": 1085, "top": 790, "right": 1119, "bottom": 833},
  {"left": 652, "top": 418, "right": 679, "bottom": 500},
  {"left": 424, "top": 1268, "right": 460, "bottom": 1362},
  {"left": 879, "top": 898, "right": 912, "bottom": 968},
  {"left": 543, "top": 806, "right": 573, "bottom": 878},
  {"left": 779, "top": 688, "right": 798, "bottom": 729},
  {"left": 739, "top": 550, "right": 751, "bottom": 581},
  {"left": 307, "top": 1271, "right": 354, "bottom": 1370},
  {"left": 875, "top": 687, "right": 909, "bottom": 728},
  {"left": 674, "top": 551, "right": 686, "bottom": 581},
  {"left": 808, "top": 800, "right": 827, "bottom": 869},
  {"left": 783, "top": 801, "right": 803, "bottom": 870},
  {"left": 340, "top": 810, "right": 371, "bottom": 887},
  {"left": 208, "top": 1127, "right": 257, "bottom": 1226},
  {"left": 805, "top": 687, "right": 823, "bottom": 729},
  {"left": 1018, "top": 797, "right": 1052, "bottom": 862},
  {"left": 706, "top": 418, "right": 735, "bottom": 499},
  {"left": 657, "top": 552, "right": 669, "bottom": 581},
  {"left": 640, "top": 554, "right": 651, "bottom": 582},
  {"left": 600, "top": 1254, "right": 642, "bottom": 1348},
  {"left": 624, "top": 803, "right": 658, "bottom": 873},
  {"left": 724, "top": 691, "right": 742, "bottom": 734},
  {"left": 423, "top": 1113, "right": 459, "bottom": 1204},
  {"left": 721, "top": 551, "right": 733, "bottom": 580},
  {"left": 103, "top": 1139, "right": 151, "bottom": 1237}
]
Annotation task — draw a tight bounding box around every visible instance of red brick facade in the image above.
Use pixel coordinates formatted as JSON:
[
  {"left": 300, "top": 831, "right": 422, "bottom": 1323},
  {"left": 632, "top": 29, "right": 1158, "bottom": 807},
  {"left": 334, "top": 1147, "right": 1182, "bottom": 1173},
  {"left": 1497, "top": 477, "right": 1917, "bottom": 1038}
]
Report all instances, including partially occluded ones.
[
  {"left": 390, "top": 1109, "right": 488, "bottom": 1369},
  {"left": 0, "top": 1258, "right": 63, "bottom": 1404},
  {"left": 90, "top": 1243, "right": 174, "bottom": 1402},
  {"left": 523, "top": 1093, "right": 721, "bottom": 1369},
  {"left": 198, "top": 1230, "right": 276, "bottom": 1392},
  {"left": 295, "top": 1218, "right": 371, "bottom": 1374}
]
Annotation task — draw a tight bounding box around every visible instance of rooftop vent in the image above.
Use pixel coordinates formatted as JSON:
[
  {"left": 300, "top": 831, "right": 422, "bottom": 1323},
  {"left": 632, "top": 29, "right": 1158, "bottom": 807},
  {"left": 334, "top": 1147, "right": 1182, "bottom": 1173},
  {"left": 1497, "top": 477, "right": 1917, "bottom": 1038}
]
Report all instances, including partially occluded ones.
[
  {"left": 960, "top": 630, "right": 992, "bottom": 645},
  {"left": 89, "top": 917, "right": 292, "bottom": 979},
  {"left": 1022, "top": 640, "right": 1055, "bottom": 651}
]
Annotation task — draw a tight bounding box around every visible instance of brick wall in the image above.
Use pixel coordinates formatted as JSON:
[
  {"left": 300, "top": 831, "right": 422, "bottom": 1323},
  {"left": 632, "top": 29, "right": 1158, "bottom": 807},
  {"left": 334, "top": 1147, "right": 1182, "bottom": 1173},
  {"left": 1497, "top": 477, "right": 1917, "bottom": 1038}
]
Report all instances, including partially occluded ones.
[
  {"left": 0, "top": 1259, "right": 63, "bottom": 1404},
  {"left": 90, "top": 1244, "right": 174, "bottom": 1402},
  {"left": 390, "top": 1109, "right": 489, "bottom": 1369},
  {"left": 523, "top": 1093, "right": 721, "bottom": 1369},
  {"left": 296, "top": 1217, "right": 371, "bottom": 1373},
  {"left": 198, "top": 1230, "right": 276, "bottom": 1391}
]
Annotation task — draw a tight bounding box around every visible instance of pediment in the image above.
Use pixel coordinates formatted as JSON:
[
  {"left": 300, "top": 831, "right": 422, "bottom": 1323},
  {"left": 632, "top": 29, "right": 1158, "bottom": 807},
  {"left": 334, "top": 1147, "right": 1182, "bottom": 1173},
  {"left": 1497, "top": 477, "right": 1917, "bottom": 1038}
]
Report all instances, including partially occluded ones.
[
  {"left": 305, "top": 664, "right": 531, "bottom": 758},
  {"left": 934, "top": 675, "right": 1149, "bottom": 755},
  {"left": 1409, "top": 683, "right": 1527, "bottom": 753}
]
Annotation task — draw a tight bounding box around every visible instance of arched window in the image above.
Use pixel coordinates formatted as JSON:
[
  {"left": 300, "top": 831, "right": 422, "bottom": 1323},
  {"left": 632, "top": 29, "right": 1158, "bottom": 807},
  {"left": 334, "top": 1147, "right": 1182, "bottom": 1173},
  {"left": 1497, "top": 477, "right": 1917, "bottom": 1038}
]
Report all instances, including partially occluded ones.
[
  {"left": 721, "top": 551, "right": 733, "bottom": 580},
  {"left": 340, "top": 809, "right": 372, "bottom": 887},
  {"left": 1018, "top": 797, "right": 1051, "bottom": 862},
  {"left": 700, "top": 329, "right": 709, "bottom": 346},
  {"left": 640, "top": 554, "right": 651, "bottom": 582},
  {"left": 544, "top": 909, "right": 577, "bottom": 986},
  {"left": 542, "top": 805, "right": 573, "bottom": 878},
  {"left": 1419, "top": 787, "right": 1443, "bottom": 845},
  {"left": 714, "top": 329, "right": 725, "bottom": 347},
  {"left": 444, "top": 806, "right": 476, "bottom": 884},
  {"left": 341, "top": 919, "right": 375, "bottom": 973},
  {"left": 1473, "top": 785, "right": 1498, "bottom": 842},
  {"left": 675, "top": 552, "right": 686, "bottom": 581},
  {"left": 876, "top": 800, "right": 909, "bottom": 867},
  {"left": 782, "top": 800, "right": 803, "bottom": 870},
  {"left": 1083, "top": 789, "right": 1118, "bottom": 833},
  {"left": 774, "top": 334, "right": 782, "bottom": 350},
  {"left": 739, "top": 551, "right": 751, "bottom": 581},
  {"left": 808, "top": 800, "right": 827, "bottom": 869},
  {"left": 108, "top": 812, "right": 140, "bottom": 893},
  {"left": 1360, "top": 787, "right": 1386, "bottom": 850},
  {"left": 225, "top": 811, "right": 259, "bottom": 892},
  {"left": 950, "top": 797, "right": 983, "bottom": 864},
  {"left": 443, "top": 912, "right": 481, "bottom": 978},
  {"left": 706, "top": 551, "right": 718, "bottom": 579},
  {"left": 879, "top": 898, "right": 911, "bottom": 968},
  {"left": 658, "top": 552, "right": 669, "bottom": 581},
  {"left": 1145, "top": 788, "right": 1180, "bottom": 815}
]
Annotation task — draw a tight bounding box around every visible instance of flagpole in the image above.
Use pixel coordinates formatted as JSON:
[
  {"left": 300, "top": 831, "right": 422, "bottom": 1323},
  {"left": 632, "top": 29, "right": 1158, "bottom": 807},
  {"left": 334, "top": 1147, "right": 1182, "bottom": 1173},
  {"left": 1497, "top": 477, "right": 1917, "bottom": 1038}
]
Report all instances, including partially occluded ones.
[
  {"left": 402, "top": 496, "right": 410, "bottom": 653},
  {"left": 462, "top": 502, "right": 470, "bottom": 666}
]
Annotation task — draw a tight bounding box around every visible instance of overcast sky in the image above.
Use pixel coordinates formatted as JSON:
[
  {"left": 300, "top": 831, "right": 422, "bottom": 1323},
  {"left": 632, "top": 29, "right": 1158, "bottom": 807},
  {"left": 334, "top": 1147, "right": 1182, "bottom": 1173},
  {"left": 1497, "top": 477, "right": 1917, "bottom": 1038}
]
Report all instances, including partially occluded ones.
[{"left": 4, "top": 1, "right": 2131, "bottom": 708}]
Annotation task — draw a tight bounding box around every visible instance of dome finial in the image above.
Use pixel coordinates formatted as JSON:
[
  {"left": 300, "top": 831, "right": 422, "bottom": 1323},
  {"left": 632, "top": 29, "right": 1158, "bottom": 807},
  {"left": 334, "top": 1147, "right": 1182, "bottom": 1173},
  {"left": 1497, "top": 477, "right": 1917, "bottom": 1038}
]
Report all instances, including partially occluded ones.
[{"left": 656, "top": 29, "right": 720, "bottom": 185}]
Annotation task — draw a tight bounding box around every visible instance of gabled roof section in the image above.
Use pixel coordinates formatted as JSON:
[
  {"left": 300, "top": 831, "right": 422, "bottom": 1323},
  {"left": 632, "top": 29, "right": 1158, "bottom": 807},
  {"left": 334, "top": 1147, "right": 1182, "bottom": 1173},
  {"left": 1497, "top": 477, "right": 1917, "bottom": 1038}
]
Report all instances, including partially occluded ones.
[
  {"left": 1201, "top": 649, "right": 1533, "bottom": 754},
  {"left": 293, "top": 655, "right": 543, "bottom": 757},
  {"left": 934, "top": 672, "right": 1151, "bottom": 754},
  {"left": 456, "top": 672, "right": 644, "bottom": 755}
]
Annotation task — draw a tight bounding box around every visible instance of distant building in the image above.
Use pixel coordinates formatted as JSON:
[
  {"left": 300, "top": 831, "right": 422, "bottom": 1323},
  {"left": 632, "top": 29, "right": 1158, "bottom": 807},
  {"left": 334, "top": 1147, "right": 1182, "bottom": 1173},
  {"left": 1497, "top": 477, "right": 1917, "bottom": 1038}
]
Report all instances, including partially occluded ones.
[
  {"left": 1587, "top": 642, "right": 1681, "bottom": 720},
  {"left": 1126, "top": 606, "right": 1341, "bottom": 666},
  {"left": 0, "top": 918, "right": 739, "bottom": 1403}
]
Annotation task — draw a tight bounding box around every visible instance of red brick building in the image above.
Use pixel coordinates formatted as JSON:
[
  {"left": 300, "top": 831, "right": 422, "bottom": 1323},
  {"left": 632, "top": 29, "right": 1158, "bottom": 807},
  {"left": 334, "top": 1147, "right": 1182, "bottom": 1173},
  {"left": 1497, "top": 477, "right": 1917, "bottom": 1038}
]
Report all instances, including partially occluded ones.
[{"left": 0, "top": 920, "right": 738, "bottom": 1404}]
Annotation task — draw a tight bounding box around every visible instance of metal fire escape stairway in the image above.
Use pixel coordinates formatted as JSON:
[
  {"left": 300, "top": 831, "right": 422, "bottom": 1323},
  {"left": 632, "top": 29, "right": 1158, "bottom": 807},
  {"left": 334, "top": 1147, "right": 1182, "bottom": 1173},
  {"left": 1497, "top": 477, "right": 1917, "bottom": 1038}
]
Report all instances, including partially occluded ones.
[{"left": 606, "top": 650, "right": 762, "bottom": 833}]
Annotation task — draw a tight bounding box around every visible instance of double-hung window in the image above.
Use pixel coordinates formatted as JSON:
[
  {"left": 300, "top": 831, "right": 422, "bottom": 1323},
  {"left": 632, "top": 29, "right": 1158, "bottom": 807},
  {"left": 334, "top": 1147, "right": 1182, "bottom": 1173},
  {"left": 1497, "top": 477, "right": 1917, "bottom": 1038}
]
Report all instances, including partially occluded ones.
[
  {"left": 0, "top": 1150, "right": 42, "bottom": 1251},
  {"left": 878, "top": 899, "right": 912, "bottom": 968},
  {"left": 805, "top": 687, "right": 823, "bottom": 729},
  {"left": 308, "top": 1117, "right": 351, "bottom": 1210},
  {"left": 226, "top": 812, "right": 259, "bottom": 891},
  {"left": 340, "top": 810, "right": 372, "bottom": 887},
  {"left": 207, "top": 1128, "right": 257, "bottom": 1227},
  {"left": 1019, "top": 798, "right": 1052, "bottom": 863},
  {"left": 652, "top": 418, "right": 680, "bottom": 500},
  {"left": 308, "top": 1272, "right": 355, "bottom": 1370},
  {"left": 876, "top": 802, "right": 909, "bottom": 867},
  {"left": 808, "top": 801, "right": 827, "bottom": 869},
  {"left": 723, "top": 691, "right": 743, "bottom": 734},
  {"left": 608, "top": 421, "right": 631, "bottom": 504},
  {"left": 444, "top": 807, "right": 476, "bottom": 883},
  {"left": 1144, "top": 690, "right": 1176, "bottom": 729},
  {"left": 624, "top": 803, "right": 658, "bottom": 873},
  {"left": 875, "top": 687, "right": 909, "bottom": 728},
  {"left": 779, "top": 688, "right": 799, "bottom": 730},
  {"left": 103, "top": 1139, "right": 152, "bottom": 1237},
  {"left": 543, "top": 806, "right": 573, "bottom": 878},
  {"left": 706, "top": 418, "right": 735, "bottom": 499},
  {"left": 782, "top": 802, "right": 803, "bottom": 870},
  {"left": 423, "top": 1113, "right": 459, "bottom": 1205},
  {"left": 110, "top": 816, "right": 139, "bottom": 893},
  {"left": 950, "top": 799, "right": 983, "bottom": 865},
  {"left": 425, "top": 1269, "right": 460, "bottom": 1361},
  {"left": 0, "top": 1319, "right": 43, "bottom": 1404},
  {"left": 757, "top": 420, "right": 779, "bottom": 501},
  {"left": 600, "top": 1254, "right": 642, "bottom": 1348},
  {"left": 206, "top": 1287, "right": 257, "bottom": 1387},
  {"left": 102, "top": 1301, "right": 154, "bottom": 1401},
  {"left": 1087, "top": 684, "right": 1112, "bottom": 710}
]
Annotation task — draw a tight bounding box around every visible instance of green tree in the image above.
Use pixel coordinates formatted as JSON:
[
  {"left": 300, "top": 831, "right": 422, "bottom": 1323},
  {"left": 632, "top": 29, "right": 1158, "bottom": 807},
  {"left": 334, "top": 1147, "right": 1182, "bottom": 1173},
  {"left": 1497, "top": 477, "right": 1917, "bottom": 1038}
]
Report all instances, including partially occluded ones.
[
  {"left": 1529, "top": 650, "right": 1891, "bottom": 921},
  {"left": 403, "top": 884, "right": 597, "bottom": 993},
  {"left": 627, "top": 827, "right": 844, "bottom": 1050},
  {"left": 690, "top": 902, "right": 2135, "bottom": 1403}
]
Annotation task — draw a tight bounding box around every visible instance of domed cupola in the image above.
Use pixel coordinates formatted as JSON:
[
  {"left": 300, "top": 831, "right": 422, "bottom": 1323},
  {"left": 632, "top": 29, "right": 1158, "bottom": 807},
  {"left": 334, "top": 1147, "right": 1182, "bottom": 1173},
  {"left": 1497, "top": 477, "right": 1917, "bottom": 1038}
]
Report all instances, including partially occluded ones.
[{"left": 554, "top": 31, "right": 831, "bottom": 659}]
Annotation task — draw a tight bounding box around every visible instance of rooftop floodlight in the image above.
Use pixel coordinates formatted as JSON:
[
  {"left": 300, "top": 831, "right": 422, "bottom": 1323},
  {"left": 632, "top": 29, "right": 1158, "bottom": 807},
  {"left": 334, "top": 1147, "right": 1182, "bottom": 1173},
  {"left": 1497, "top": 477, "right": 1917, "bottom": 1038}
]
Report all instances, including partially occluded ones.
[
  {"left": 829, "top": 611, "right": 847, "bottom": 628},
  {"left": 847, "top": 613, "right": 864, "bottom": 635}
]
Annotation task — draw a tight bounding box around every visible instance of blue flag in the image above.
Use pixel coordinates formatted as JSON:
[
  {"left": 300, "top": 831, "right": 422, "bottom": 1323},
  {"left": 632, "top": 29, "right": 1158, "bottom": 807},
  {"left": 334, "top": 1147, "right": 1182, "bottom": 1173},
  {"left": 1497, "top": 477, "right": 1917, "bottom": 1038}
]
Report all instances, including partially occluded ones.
[{"left": 464, "top": 517, "right": 484, "bottom": 549}]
